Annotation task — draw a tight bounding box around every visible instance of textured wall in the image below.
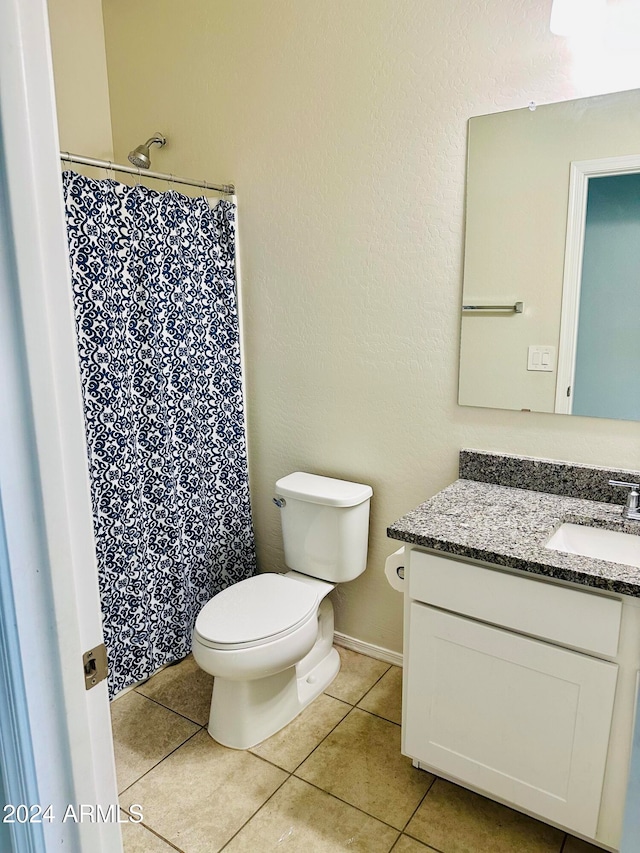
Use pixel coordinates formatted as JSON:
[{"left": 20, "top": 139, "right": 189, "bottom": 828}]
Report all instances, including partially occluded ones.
[
  {"left": 102, "top": 0, "right": 640, "bottom": 655},
  {"left": 47, "top": 0, "right": 113, "bottom": 159}
]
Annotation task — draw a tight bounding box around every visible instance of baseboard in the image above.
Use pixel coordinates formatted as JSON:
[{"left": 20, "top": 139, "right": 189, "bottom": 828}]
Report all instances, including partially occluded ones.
[{"left": 333, "top": 631, "right": 403, "bottom": 668}]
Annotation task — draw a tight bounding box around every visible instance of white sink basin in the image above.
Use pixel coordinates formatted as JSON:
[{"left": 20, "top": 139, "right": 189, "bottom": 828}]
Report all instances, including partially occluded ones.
[{"left": 545, "top": 523, "right": 640, "bottom": 569}]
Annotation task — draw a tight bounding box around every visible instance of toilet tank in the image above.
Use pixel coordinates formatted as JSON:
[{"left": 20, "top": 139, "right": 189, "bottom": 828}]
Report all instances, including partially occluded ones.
[{"left": 274, "top": 472, "right": 373, "bottom": 583}]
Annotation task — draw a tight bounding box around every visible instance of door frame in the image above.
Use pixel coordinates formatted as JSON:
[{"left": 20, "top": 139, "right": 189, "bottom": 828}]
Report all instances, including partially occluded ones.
[
  {"left": 555, "top": 153, "right": 640, "bottom": 414},
  {"left": 0, "top": 0, "right": 121, "bottom": 850}
]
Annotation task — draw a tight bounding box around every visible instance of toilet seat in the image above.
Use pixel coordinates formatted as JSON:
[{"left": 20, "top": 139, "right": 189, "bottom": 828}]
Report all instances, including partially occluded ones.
[{"left": 194, "top": 573, "right": 319, "bottom": 651}]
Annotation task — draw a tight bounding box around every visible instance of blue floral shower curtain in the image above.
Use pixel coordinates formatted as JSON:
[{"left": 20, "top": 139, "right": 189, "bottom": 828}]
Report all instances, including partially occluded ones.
[{"left": 63, "top": 172, "right": 256, "bottom": 696}]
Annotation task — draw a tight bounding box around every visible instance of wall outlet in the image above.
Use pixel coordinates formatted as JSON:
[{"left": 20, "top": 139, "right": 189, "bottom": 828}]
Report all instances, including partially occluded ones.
[{"left": 527, "top": 346, "right": 556, "bottom": 372}]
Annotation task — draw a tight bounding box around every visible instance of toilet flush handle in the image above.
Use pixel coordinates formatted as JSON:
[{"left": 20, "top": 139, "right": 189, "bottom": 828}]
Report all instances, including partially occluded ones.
[{"left": 273, "top": 497, "right": 286, "bottom": 508}]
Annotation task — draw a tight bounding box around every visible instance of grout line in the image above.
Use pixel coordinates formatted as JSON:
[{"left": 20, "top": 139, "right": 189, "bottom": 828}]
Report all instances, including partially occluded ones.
[
  {"left": 219, "top": 714, "right": 408, "bottom": 841},
  {"left": 325, "top": 676, "right": 391, "bottom": 707},
  {"left": 399, "top": 772, "right": 437, "bottom": 833},
  {"left": 244, "top": 696, "right": 352, "bottom": 775},
  {"left": 321, "top": 689, "right": 354, "bottom": 707},
  {"left": 291, "top": 775, "right": 408, "bottom": 834},
  {"left": 358, "top": 708, "right": 401, "bottom": 725},
  {"left": 217, "top": 769, "right": 293, "bottom": 851},
  {"left": 387, "top": 835, "right": 403, "bottom": 852},
  {"left": 133, "top": 688, "right": 208, "bottom": 727},
  {"left": 401, "top": 824, "right": 448, "bottom": 853},
  {"left": 400, "top": 780, "right": 568, "bottom": 853},
  {"left": 110, "top": 657, "right": 186, "bottom": 704},
  {"left": 353, "top": 663, "right": 394, "bottom": 706},
  {"left": 389, "top": 832, "right": 441, "bottom": 853},
  {"left": 118, "top": 728, "right": 203, "bottom": 798},
  {"left": 243, "top": 750, "right": 294, "bottom": 774},
  {"left": 120, "top": 810, "right": 186, "bottom": 853},
  {"left": 354, "top": 705, "right": 402, "bottom": 728},
  {"left": 248, "top": 703, "right": 401, "bottom": 779},
  {"left": 284, "top": 700, "right": 354, "bottom": 775},
  {"left": 324, "top": 646, "right": 392, "bottom": 706}
]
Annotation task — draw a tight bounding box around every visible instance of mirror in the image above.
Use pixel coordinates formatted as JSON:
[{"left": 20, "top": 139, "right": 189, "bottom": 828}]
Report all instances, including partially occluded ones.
[{"left": 458, "top": 88, "right": 640, "bottom": 421}]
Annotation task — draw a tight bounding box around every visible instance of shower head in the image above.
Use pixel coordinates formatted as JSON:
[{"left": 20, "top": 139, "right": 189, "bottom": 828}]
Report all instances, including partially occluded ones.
[{"left": 127, "top": 133, "right": 166, "bottom": 169}]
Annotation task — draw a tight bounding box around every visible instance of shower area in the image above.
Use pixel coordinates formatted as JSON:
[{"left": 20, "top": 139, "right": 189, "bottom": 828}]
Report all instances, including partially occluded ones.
[{"left": 61, "top": 136, "right": 256, "bottom": 696}]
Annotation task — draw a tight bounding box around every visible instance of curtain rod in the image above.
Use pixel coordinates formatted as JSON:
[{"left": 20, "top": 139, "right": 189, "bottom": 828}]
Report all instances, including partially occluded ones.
[{"left": 60, "top": 151, "right": 235, "bottom": 195}]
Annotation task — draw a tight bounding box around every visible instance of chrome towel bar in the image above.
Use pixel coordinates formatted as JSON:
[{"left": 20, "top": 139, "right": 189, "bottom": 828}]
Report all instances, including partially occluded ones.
[{"left": 462, "top": 301, "right": 524, "bottom": 314}]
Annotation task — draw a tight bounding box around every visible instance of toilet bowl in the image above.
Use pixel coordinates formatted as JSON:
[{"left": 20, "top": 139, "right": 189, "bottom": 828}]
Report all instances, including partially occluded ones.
[
  {"left": 193, "top": 571, "right": 332, "bottom": 681},
  {"left": 193, "top": 571, "right": 338, "bottom": 748},
  {"left": 192, "top": 472, "right": 373, "bottom": 750}
]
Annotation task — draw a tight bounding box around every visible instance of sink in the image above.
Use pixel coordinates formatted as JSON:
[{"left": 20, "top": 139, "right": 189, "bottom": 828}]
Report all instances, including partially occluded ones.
[{"left": 545, "top": 523, "right": 640, "bottom": 569}]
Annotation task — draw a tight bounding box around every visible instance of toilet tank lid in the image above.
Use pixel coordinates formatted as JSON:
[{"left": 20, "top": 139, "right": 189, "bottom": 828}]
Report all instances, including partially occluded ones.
[{"left": 275, "top": 472, "right": 373, "bottom": 507}]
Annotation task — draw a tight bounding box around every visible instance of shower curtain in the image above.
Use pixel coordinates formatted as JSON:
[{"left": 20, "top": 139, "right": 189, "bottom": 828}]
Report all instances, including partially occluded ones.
[{"left": 63, "top": 171, "right": 256, "bottom": 696}]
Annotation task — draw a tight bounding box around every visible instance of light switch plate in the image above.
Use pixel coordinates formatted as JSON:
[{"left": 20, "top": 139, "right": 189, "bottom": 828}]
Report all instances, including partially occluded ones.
[{"left": 527, "top": 345, "right": 556, "bottom": 372}]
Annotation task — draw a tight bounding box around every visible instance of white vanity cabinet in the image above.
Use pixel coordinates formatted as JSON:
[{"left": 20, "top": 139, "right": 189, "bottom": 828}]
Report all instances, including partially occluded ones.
[{"left": 402, "top": 548, "right": 640, "bottom": 849}]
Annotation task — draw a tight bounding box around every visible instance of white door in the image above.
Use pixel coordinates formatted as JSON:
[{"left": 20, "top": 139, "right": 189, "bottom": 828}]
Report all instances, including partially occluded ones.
[
  {"left": 404, "top": 604, "right": 618, "bottom": 838},
  {"left": 0, "top": 0, "right": 121, "bottom": 851},
  {"left": 555, "top": 154, "right": 640, "bottom": 416}
]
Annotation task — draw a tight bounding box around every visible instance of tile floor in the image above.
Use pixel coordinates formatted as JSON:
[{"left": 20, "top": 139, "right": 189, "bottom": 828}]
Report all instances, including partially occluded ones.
[{"left": 112, "top": 647, "right": 603, "bottom": 853}]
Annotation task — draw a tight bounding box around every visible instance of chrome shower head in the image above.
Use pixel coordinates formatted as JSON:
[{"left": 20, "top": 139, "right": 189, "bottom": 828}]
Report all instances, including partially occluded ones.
[{"left": 127, "top": 133, "right": 166, "bottom": 169}]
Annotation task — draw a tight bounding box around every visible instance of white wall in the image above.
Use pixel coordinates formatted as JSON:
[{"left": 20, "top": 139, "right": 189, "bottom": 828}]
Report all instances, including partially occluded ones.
[
  {"left": 47, "top": 0, "right": 113, "bottom": 159},
  {"left": 98, "top": 0, "right": 640, "bottom": 656}
]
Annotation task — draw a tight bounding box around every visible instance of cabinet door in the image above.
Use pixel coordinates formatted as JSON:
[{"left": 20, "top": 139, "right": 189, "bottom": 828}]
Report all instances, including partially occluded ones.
[{"left": 404, "top": 603, "right": 618, "bottom": 838}]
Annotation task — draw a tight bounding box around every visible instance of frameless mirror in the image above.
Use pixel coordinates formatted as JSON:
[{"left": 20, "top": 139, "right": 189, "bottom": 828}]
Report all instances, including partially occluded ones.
[{"left": 458, "top": 88, "right": 640, "bottom": 421}]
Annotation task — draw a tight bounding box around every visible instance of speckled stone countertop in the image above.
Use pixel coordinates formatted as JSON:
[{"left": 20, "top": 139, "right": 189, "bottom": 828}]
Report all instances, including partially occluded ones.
[{"left": 388, "top": 456, "right": 640, "bottom": 597}]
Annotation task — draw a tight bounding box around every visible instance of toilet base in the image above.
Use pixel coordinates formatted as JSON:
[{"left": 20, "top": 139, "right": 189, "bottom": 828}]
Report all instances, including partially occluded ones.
[{"left": 206, "top": 598, "right": 339, "bottom": 749}]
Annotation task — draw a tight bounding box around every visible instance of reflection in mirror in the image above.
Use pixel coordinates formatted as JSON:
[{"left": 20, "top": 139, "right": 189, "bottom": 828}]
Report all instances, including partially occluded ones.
[
  {"left": 556, "top": 166, "right": 640, "bottom": 421},
  {"left": 458, "top": 88, "right": 640, "bottom": 421}
]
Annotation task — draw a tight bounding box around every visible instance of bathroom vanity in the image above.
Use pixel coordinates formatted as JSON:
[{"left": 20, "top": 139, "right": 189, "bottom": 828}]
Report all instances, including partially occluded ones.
[{"left": 388, "top": 451, "right": 640, "bottom": 852}]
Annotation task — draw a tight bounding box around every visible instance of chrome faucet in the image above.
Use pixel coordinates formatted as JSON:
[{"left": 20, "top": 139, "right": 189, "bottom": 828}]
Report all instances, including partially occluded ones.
[{"left": 609, "top": 480, "right": 640, "bottom": 521}]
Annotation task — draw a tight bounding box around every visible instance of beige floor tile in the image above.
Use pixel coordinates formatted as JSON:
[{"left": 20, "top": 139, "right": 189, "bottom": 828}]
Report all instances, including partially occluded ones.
[
  {"left": 324, "top": 647, "right": 390, "bottom": 705},
  {"left": 111, "top": 691, "right": 199, "bottom": 793},
  {"left": 120, "top": 729, "right": 287, "bottom": 853},
  {"left": 250, "top": 693, "right": 350, "bottom": 771},
  {"left": 224, "top": 776, "right": 399, "bottom": 852},
  {"left": 136, "top": 654, "right": 213, "bottom": 725},
  {"left": 120, "top": 820, "right": 178, "bottom": 852},
  {"left": 563, "top": 838, "right": 601, "bottom": 853},
  {"left": 358, "top": 665, "right": 402, "bottom": 724},
  {"left": 295, "top": 708, "right": 433, "bottom": 830},
  {"left": 406, "top": 779, "right": 565, "bottom": 853},
  {"left": 393, "top": 835, "right": 439, "bottom": 852}
]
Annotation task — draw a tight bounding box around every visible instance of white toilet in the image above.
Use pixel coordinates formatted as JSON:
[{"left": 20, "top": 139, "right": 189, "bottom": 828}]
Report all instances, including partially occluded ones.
[{"left": 192, "top": 471, "right": 373, "bottom": 749}]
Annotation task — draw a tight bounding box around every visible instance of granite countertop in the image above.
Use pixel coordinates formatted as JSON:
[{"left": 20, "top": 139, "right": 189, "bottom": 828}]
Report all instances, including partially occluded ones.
[{"left": 387, "top": 479, "right": 640, "bottom": 598}]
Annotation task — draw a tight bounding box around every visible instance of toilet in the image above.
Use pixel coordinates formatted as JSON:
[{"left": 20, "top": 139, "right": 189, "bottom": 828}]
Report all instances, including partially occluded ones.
[{"left": 192, "top": 471, "right": 373, "bottom": 749}]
